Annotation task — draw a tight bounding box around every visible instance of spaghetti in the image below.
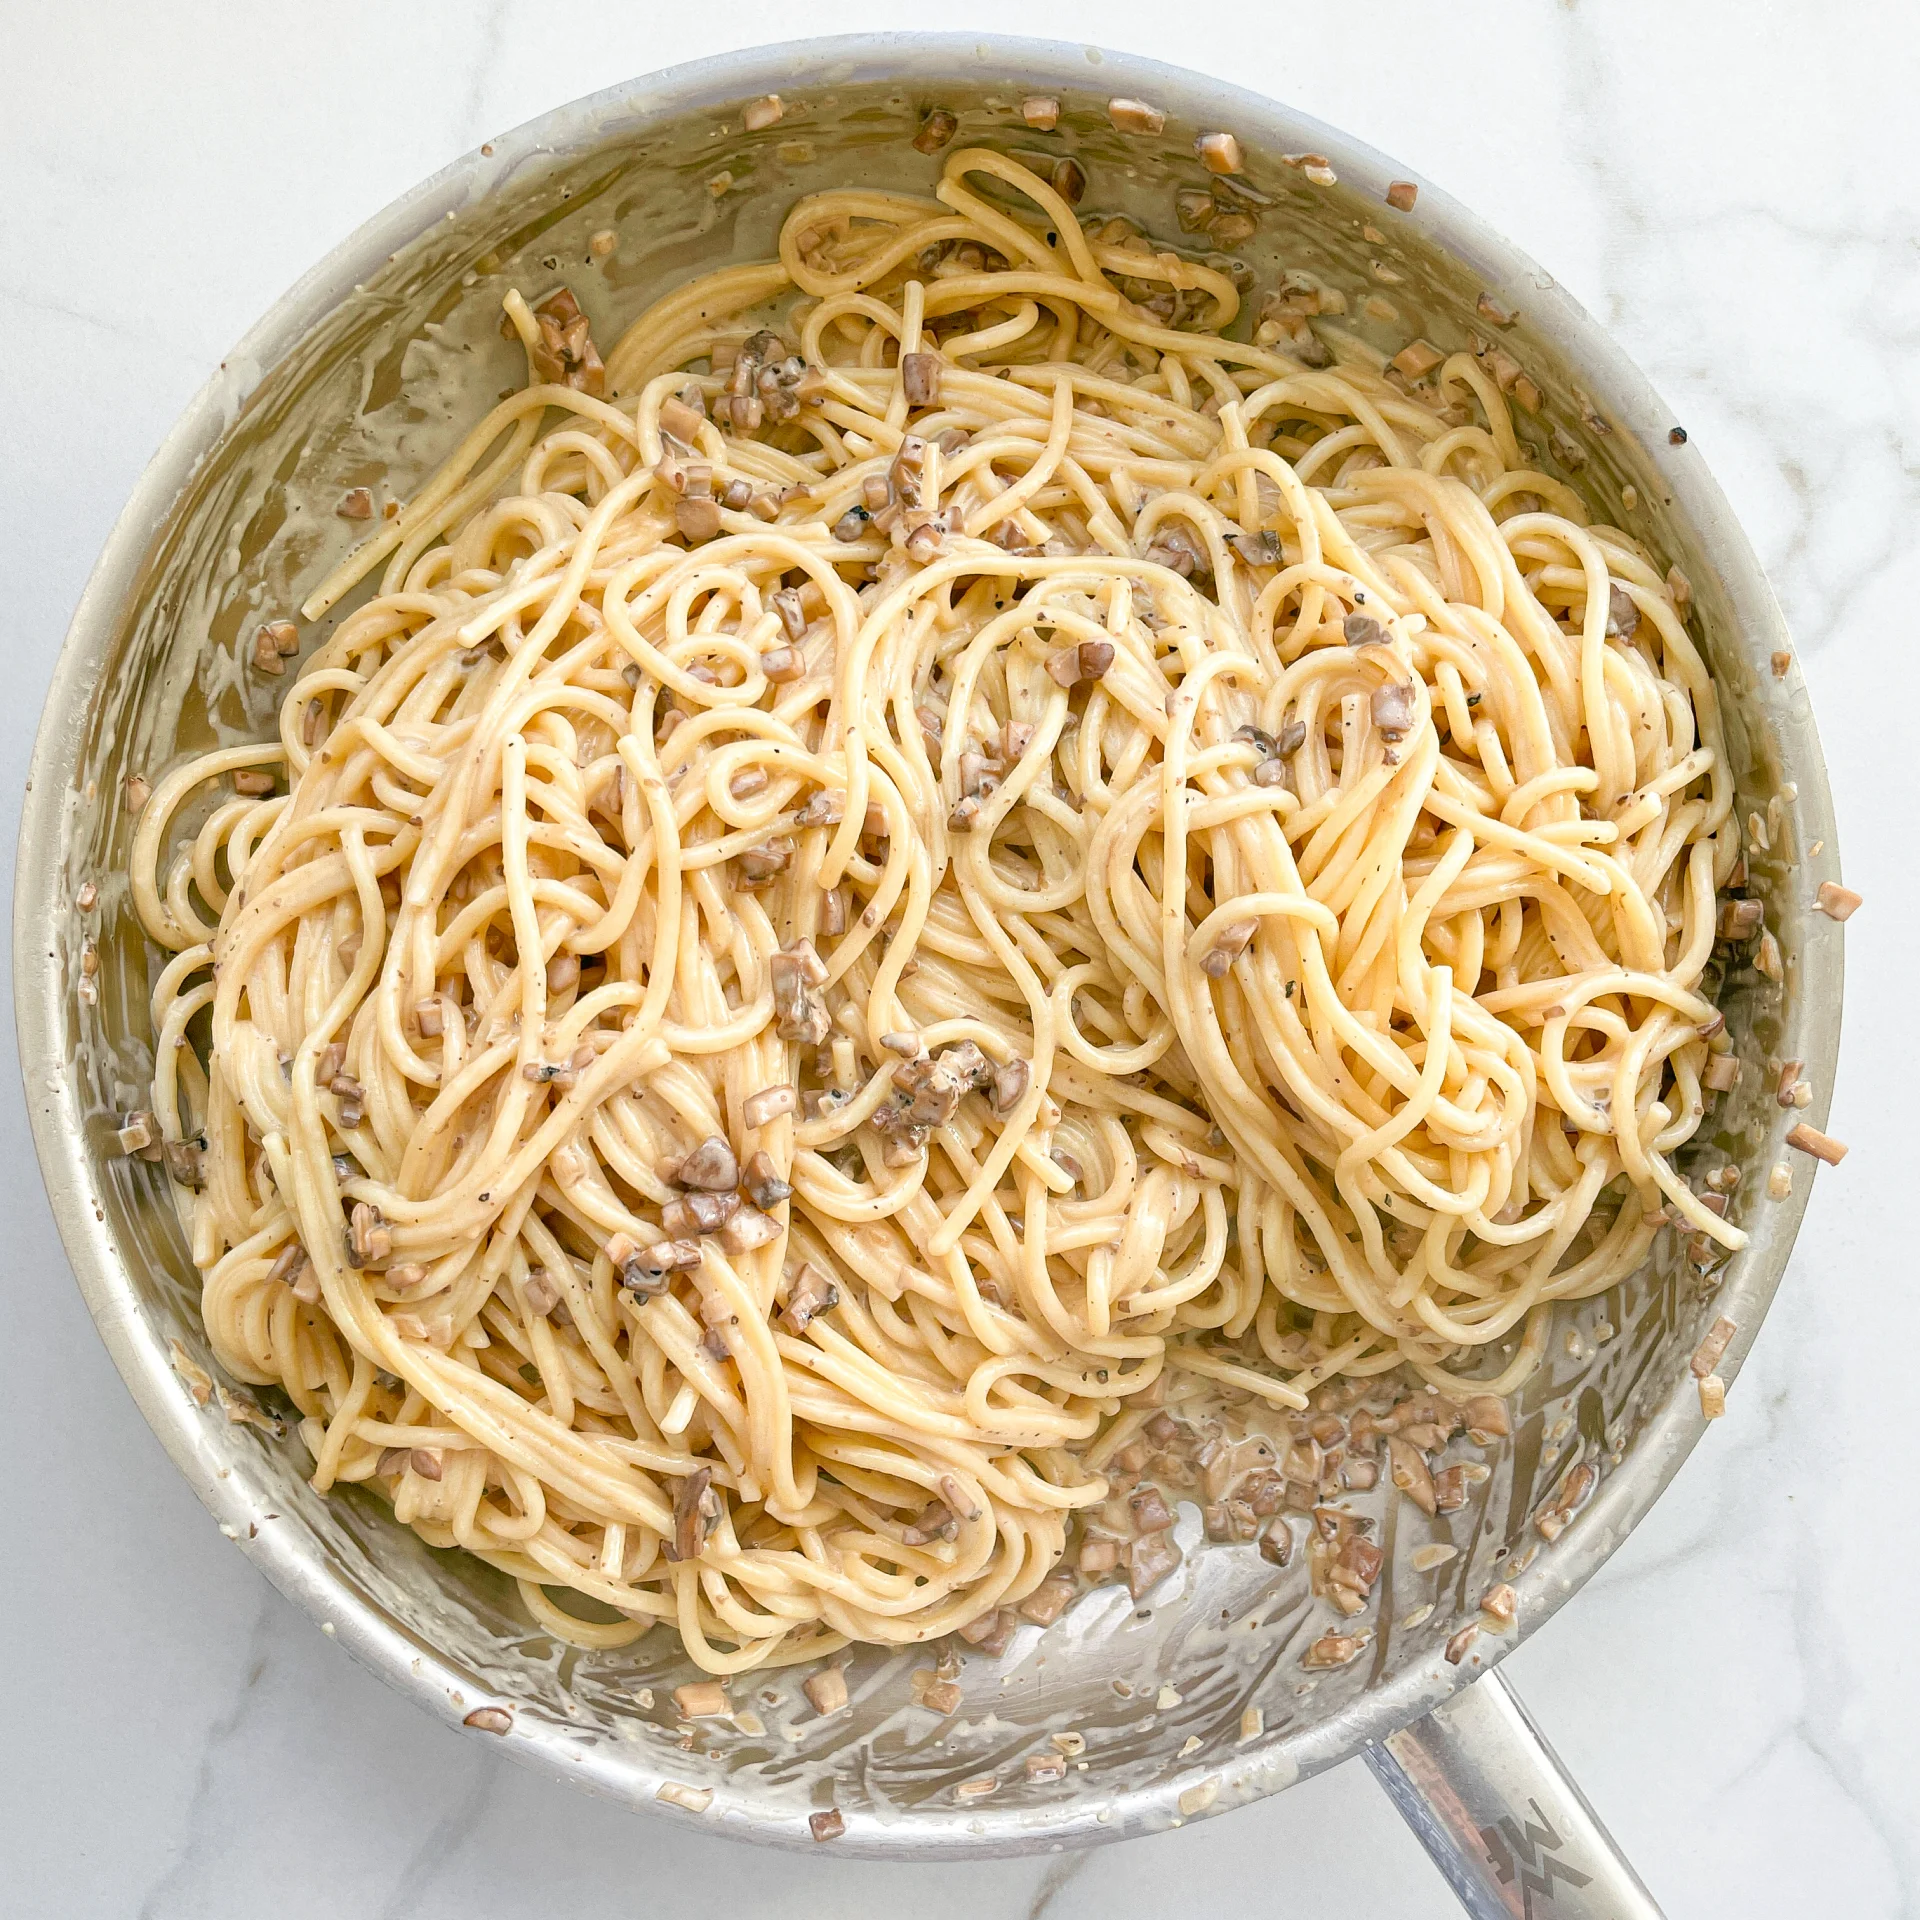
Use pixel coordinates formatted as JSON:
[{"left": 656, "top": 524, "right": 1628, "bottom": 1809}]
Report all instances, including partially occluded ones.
[{"left": 130, "top": 148, "right": 1742, "bottom": 1672}]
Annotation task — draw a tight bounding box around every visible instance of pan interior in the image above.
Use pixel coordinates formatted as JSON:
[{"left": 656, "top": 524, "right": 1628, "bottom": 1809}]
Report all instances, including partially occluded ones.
[{"left": 44, "top": 59, "right": 1819, "bottom": 1848}]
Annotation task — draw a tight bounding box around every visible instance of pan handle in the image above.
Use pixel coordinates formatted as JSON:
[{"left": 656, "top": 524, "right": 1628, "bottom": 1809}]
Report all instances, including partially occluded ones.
[{"left": 1363, "top": 1668, "right": 1665, "bottom": 1918}]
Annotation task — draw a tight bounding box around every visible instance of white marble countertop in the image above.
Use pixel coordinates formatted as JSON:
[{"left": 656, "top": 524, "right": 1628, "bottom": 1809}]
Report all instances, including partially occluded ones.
[{"left": 3, "top": 4, "right": 1914, "bottom": 1913}]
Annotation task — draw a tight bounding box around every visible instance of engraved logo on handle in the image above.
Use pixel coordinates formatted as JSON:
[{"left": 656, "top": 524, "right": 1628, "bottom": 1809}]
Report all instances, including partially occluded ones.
[{"left": 1478, "top": 1800, "right": 1594, "bottom": 1914}]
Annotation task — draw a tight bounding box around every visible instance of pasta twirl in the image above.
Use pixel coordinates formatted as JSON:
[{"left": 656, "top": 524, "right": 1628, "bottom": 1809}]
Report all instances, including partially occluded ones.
[{"left": 130, "top": 150, "right": 1740, "bottom": 1673}]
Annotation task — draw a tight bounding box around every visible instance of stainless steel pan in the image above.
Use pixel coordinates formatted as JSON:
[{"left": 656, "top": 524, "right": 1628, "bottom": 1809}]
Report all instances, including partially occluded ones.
[{"left": 14, "top": 35, "right": 1843, "bottom": 1915}]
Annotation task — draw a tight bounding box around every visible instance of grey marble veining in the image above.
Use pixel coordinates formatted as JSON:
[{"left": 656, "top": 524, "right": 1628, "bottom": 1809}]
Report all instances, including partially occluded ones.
[{"left": 2, "top": 3, "right": 1912, "bottom": 1913}]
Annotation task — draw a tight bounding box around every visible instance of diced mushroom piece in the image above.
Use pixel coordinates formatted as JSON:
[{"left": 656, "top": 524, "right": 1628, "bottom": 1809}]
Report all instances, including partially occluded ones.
[
  {"left": 1549, "top": 424, "right": 1588, "bottom": 470},
  {"left": 666, "top": 1465, "right": 721, "bottom": 1562},
  {"left": 1387, "top": 1436, "right": 1436, "bottom": 1515},
  {"left": 124, "top": 774, "right": 151, "bottom": 816},
  {"left": 1108, "top": 97, "right": 1165, "bottom": 135},
  {"left": 912, "top": 109, "right": 958, "bottom": 154},
  {"left": 117, "top": 1110, "right": 158, "bottom": 1156},
  {"left": 957, "top": 751, "right": 999, "bottom": 803},
  {"left": 902, "top": 1500, "right": 958, "bottom": 1547},
  {"left": 1021, "top": 95, "right": 1061, "bottom": 130},
  {"left": 957, "top": 1606, "right": 1017, "bottom": 1654},
  {"left": 989, "top": 1056, "right": 1030, "bottom": 1117},
  {"left": 781, "top": 1261, "right": 840, "bottom": 1334},
  {"left": 346, "top": 1202, "right": 392, "bottom": 1267},
  {"left": 609, "top": 1233, "right": 701, "bottom": 1296},
  {"left": 1343, "top": 612, "right": 1390, "bottom": 648},
  {"left": 904, "top": 513, "right": 952, "bottom": 564},
  {"left": 737, "top": 836, "right": 795, "bottom": 890},
  {"left": 1480, "top": 1582, "right": 1517, "bottom": 1628},
  {"left": 1698, "top": 1374, "right": 1728, "bottom": 1419},
  {"left": 1390, "top": 340, "right": 1444, "bottom": 380},
  {"left": 1019, "top": 1572, "right": 1078, "bottom": 1624},
  {"left": 934, "top": 1476, "right": 984, "bottom": 1530},
  {"left": 674, "top": 1680, "right": 729, "bottom": 1719},
  {"left": 809, "top": 1808, "right": 846, "bottom": 1842},
  {"left": 668, "top": 1135, "right": 739, "bottom": 1191},
  {"left": 658, "top": 395, "right": 705, "bottom": 445},
  {"left": 529, "top": 287, "right": 605, "bottom": 395},
  {"left": 942, "top": 1041, "right": 993, "bottom": 1089},
  {"left": 1129, "top": 1486, "right": 1175, "bottom": 1535},
  {"left": 1702, "top": 1052, "right": 1741, "bottom": 1093},
  {"left": 267, "top": 1243, "right": 309, "bottom": 1289},
  {"left": 1078, "top": 1534, "right": 1120, "bottom": 1574},
  {"left": 1386, "top": 180, "right": 1419, "bottom": 212},
  {"left": 1025, "top": 1750, "right": 1068, "bottom": 1784},
  {"left": 1046, "top": 639, "right": 1116, "bottom": 688},
  {"left": 1604, "top": 582, "right": 1641, "bottom": 639},
  {"left": 338, "top": 487, "right": 374, "bottom": 520},
  {"left": 1145, "top": 524, "right": 1204, "bottom": 576},
  {"left": 1432, "top": 1465, "right": 1469, "bottom": 1513},
  {"left": 1194, "top": 130, "right": 1243, "bottom": 174},
  {"left": 801, "top": 1666, "right": 849, "bottom": 1716},
  {"left": 1816, "top": 880, "right": 1862, "bottom": 922},
  {"left": 409, "top": 1447, "right": 444, "bottom": 1481},
  {"left": 1227, "top": 529, "right": 1281, "bottom": 567},
  {"left": 1475, "top": 291, "right": 1515, "bottom": 328},
  {"left": 742, "top": 93, "right": 784, "bottom": 131},
  {"left": 1534, "top": 1461, "right": 1598, "bottom": 1540},
  {"left": 163, "top": 1139, "right": 205, "bottom": 1189},
  {"left": 1051, "top": 157, "right": 1087, "bottom": 205},
  {"left": 781, "top": 937, "right": 828, "bottom": 985},
  {"left": 1246, "top": 1513, "right": 1290, "bottom": 1564},
  {"left": 1462, "top": 1394, "right": 1511, "bottom": 1444},
  {"left": 794, "top": 787, "right": 845, "bottom": 828},
  {"left": 675, "top": 496, "right": 723, "bottom": 542},
  {"left": 1445, "top": 1624, "right": 1480, "bottom": 1665},
  {"left": 1755, "top": 930, "right": 1783, "bottom": 980},
  {"left": 1302, "top": 1632, "right": 1366, "bottom": 1670},
  {"left": 251, "top": 620, "right": 299, "bottom": 675},
  {"left": 740, "top": 1150, "right": 792, "bottom": 1212},
  {"left": 1333, "top": 1536, "right": 1385, "bottom": 1597},
  {"left": 1690, "top": 1315, "right": 1738, "bottom": 1378},
  {"left": 655, "top": 1781, "right": 713, "bottom": 1815},
  {"left": 770, "top": 587, "right": 808, "bottom": 642},
  {"left": 661, "top": 1191, "right": 739, "bottom": 1238},
  {"left": 1128, "top": 1531, "right": 1183, "bottom": 1599},
  {"left": 1785, "top": 1121, "right": 1847, "bottom": 1166},
  {"left": 1718, "top": 897, "right": 1765, "bottom": 939},
  {"left": 1177, "top": 188, "right": 1219, "bottom": 235},
  {"left": 1370, "top": 681, "right": 1418, "bottom": 739},
  {"left": 1235, "top": 1469, "right": 1284, "bottom": 1517},
  {"left": 463, "top": 1705, "right": 512, "bottom": 1734},
  {"left": 901, "top": 352, "right": 943, "bottom": 407},
  {"left": 832, "top": 507, "right": 869, "bottom": 542},
  {"left": 770, "top": 942, "right": 831, "bottom": 1046},
  {"left": 717, "top": 1205, "right": 781, "bottom": 1255},
  {"left": 1201, "top": 918, "right": 1257, "bottom": 979},
  {"left": 759, "top": 645, "right": 804, "bottom": 684}
]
